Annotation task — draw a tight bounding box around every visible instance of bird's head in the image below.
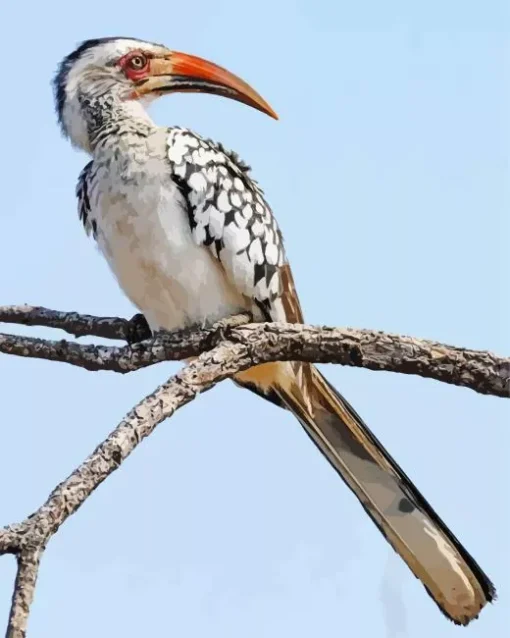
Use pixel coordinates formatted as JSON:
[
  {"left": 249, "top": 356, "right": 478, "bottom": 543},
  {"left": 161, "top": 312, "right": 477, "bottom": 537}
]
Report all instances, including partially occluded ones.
[{"left": 54, "top": 37, "right": 277, "bottom": 151}]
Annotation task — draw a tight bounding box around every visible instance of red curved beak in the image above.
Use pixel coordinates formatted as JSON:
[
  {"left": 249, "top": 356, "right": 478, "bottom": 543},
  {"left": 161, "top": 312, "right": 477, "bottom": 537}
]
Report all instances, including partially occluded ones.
[{"left": 136, "top": 50, "right": 278, "bottom": 120}]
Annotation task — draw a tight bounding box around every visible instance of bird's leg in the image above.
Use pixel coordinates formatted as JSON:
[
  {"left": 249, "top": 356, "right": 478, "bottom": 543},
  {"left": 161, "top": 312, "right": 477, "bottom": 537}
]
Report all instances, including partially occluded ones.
[
  {"left": 125, "top": 313, "right": 152, "bottom": 345},
  {"left": 211, "top": 312, "right": 252, "bottom": 333},
  {"left": 205, "top": 312, "right": 253, "bottom": 349}
]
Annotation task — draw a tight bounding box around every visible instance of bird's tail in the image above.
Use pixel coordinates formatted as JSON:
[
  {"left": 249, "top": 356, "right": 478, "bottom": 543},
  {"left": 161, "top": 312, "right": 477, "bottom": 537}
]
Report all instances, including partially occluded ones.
[{"left": 272, "top": 364, "right": 495, "bottom": 626}]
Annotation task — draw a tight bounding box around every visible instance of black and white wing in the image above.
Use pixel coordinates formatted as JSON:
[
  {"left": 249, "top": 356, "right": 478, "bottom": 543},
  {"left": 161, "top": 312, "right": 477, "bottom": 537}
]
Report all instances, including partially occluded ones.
[{"left": 165, "top": 127, "right": 305, "bottom": 325}]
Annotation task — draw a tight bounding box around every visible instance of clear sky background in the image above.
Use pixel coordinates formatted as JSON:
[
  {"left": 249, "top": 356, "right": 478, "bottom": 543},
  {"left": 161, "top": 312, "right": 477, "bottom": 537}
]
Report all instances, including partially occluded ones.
[{"left": 0, "top": 1, "right": 508, "bottom": 636}]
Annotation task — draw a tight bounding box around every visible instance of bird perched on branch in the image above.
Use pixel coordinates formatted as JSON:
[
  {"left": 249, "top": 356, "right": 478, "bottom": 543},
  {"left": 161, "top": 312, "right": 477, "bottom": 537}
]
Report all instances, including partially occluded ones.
[{"left": 54, "top": 37, "right": 494, "bottom": 625}]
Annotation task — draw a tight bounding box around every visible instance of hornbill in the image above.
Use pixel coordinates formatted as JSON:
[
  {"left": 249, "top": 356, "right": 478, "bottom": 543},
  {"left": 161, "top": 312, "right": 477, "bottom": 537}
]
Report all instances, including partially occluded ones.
[{"left": 53, "top": 37, "right": 495, "bottom": 625}]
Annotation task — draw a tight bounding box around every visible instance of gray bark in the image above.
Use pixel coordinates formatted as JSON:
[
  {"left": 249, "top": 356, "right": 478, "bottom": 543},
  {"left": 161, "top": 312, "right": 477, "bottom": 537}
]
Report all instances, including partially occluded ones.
[{"left": 0, "top": 305, "right": 508, "bottom": 637}]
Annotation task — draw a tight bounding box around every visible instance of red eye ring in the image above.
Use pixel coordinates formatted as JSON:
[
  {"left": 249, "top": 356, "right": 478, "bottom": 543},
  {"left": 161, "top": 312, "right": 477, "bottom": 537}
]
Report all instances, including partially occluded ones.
[{"left": 120, "top": 51, "right": 150, "bottom": 80}]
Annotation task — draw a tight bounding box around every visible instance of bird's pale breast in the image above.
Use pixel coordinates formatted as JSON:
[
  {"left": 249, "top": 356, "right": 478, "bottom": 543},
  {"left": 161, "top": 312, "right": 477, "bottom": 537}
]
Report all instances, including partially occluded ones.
[{"left": 89, "top": 152, "right": 248, "bottom": 332}]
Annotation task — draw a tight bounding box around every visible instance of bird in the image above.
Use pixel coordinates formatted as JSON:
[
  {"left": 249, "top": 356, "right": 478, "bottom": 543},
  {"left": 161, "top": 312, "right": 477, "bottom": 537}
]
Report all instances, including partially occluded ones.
[{"left": 53, "top": 37, "right": 495, "bottom": 625}]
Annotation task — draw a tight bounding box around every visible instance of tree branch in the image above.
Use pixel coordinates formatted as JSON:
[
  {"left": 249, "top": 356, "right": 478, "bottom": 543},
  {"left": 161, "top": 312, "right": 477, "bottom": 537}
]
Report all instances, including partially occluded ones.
[
  {"left": 0, "top": 305, "right": 508, "bottom": 635},
  {"left": 0, "top": 334, "right": 253, "bottom": 636},
  {"left": 0, "top": 305, "right": 131, "bottom": 340},
  {"left": 6, "top": 550, "right": 42, "bottom": 638},
  {"left": 0, "top": 305, "right": 508, "bottom": 396}
]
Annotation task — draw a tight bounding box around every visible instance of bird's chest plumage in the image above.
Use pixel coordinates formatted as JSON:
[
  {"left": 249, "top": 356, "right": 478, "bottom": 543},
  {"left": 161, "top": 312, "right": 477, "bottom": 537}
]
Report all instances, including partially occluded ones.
[{"left": 87, "top": 147, "right": 247, "bottom": 331}]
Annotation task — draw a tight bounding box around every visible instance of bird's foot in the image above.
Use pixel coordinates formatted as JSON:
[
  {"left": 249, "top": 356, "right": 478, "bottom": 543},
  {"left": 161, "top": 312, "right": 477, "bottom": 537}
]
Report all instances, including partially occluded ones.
[
  {"left": 211, "top": 313, "right": 252, "bottom": 332},
  {"left": 207, "top": 312, "right": 252, "bottom": 348},
  {"left": 126, "top": 313, "right": 152, "bottom": 345}
]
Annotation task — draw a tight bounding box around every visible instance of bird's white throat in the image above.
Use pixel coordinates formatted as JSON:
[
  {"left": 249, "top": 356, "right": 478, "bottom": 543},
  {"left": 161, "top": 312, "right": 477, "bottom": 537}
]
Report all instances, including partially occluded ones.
[{"left": 64, "top": 91, "right": 156, "bottom": 154}]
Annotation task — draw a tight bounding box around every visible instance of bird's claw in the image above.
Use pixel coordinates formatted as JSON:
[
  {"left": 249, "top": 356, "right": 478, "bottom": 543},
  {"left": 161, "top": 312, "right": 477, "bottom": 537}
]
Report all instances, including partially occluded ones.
[
  {"left": 207, "top": 312, "right": 252, "bottom": 347},
  {"left": 126, "top": 313, "right": 152, "bottom": 345}
]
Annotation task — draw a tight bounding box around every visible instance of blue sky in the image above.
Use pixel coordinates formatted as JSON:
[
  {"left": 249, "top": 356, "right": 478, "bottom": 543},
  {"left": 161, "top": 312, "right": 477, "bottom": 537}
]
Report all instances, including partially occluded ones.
[{"left": 0, "top": 1, "right": 508, "bottom": 636}]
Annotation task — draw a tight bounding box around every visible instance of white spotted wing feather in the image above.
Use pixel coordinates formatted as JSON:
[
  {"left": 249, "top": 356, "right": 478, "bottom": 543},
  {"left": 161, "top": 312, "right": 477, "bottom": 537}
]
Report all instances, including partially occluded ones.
[{"left": 166, "top": 128, "right": 291, "bottom": 322}]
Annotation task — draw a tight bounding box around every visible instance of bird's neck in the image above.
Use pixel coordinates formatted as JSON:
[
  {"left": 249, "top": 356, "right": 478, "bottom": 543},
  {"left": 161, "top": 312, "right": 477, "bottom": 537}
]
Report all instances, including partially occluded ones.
[{"left": 74, "top": 94, "right": 156, "bottom": 154}]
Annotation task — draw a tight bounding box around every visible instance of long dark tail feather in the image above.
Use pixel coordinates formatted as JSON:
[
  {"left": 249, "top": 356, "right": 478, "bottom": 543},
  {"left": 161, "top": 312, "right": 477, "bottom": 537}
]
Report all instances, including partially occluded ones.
[{"left": 268, "top": 365, "right": 496, "bottom": 626}]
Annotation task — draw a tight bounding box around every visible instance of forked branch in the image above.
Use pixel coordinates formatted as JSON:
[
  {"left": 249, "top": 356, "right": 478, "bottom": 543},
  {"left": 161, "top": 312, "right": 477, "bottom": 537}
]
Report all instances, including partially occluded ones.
[{"left": 0, "top": 305, "right": 508, "bottom": 636}]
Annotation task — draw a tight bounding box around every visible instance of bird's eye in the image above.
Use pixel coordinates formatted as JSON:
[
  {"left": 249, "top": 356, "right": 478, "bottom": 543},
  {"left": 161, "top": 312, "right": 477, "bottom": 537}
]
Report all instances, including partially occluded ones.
[{"left": 127, "top": 54, "right": 148, "bottom": 70}]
